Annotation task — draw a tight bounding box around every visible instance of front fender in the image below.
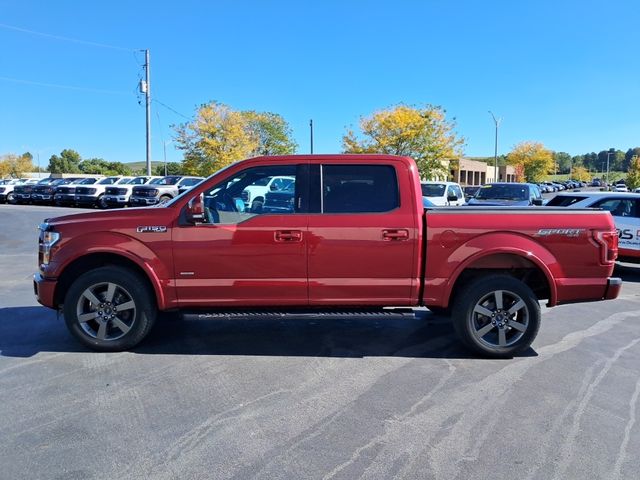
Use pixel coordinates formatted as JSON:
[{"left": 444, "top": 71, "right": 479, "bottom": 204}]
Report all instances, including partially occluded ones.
[{"left": 47, "top": 231, "right": 175, "bottom": 310}]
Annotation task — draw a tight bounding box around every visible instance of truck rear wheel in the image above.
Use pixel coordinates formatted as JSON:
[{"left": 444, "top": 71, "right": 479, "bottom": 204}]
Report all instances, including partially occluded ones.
[
  {"left": 63, "top": 266, "right": 157, "bottom": 351},
  {"left": 451, "top": 275, "right": 540, "bottom": 358}
]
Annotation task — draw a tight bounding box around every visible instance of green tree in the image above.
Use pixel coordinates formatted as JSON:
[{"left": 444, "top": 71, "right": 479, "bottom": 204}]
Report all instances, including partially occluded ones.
[
  {"left": 553, "top": 152, "right": 572, "bottom": 174},
  {"left": 245, "top": 111, "right": 298, "bottom": 156},
  {"left": 342, "top": 104, "right": 464, "bottom": 179},
  {"left": 507, "top": 141, "right": 554, "bottom": 182},
  {"left": 79, "top": 158, "right": 132, "bottom": 176},
  {"left": 48, "top": 149, "right": 82, "bottom": 174},
  {"left": 153, "top": 162, "right": 183, "bottom": 176},
  {"left": 626, "top": 156, "right": 640, "bottom": 190},
  {"left": 624, "top": 148, "right": 640, "bottom": 171}
]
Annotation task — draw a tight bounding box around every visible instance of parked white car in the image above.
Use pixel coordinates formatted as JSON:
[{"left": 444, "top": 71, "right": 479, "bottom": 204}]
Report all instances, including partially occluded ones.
[
  {"left": 420, "top": 181, "right": 465, "bottom": 206},
  {"left": 242, "top": 176, "right": 295, "bottom": 211},
  {"left": 75, "top": 176, "right": 135, "bottom": 209},
  {"left": 0, "top": 178, "right": 24, "bottom": 203},
  {"left": 103, "top": 176, "right": 163, "bottom": 208},
  {"left": 546, "top": 191, "right": 640, "bottom": 262}
]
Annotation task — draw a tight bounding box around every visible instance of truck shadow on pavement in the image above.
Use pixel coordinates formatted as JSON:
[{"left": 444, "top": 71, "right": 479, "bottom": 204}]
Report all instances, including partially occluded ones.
[{"left": 0, "top": 306, "right": 538, "bottom": 360}]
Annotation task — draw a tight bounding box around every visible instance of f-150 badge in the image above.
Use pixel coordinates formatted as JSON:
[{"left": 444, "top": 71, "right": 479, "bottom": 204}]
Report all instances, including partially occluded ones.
[{"left": 137, "top": 226, "right": 167, "bottom": 233}]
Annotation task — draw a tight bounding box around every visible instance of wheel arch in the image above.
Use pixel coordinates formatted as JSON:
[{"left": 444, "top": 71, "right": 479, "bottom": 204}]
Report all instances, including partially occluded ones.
[
  {"left": 54, "top": 252, "right": 164, "bottom": 310},
  {"left": 445, "top": 249, "right": 557, "bottom": 308}
]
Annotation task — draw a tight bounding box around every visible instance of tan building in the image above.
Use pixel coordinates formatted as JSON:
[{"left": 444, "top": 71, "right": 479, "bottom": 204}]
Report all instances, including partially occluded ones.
[{"left": 450, "top": 158, "right": 516, "bottom": 186}]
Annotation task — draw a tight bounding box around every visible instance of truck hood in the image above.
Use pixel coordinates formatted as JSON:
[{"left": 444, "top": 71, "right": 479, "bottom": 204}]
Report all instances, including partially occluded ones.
[{"left": 45, "top": 205, "right": 175, "bottom": 229}]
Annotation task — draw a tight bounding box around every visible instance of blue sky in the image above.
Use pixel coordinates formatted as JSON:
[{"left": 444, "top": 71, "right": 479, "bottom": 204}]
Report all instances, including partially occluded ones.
[{"left": 1, "top": 0, "right": 638, "bottom": 166}]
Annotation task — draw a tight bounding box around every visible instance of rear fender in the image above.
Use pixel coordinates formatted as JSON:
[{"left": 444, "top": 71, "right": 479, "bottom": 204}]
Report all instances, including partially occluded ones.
[{"left": 440, "top": 232, "right": 559, "bottom": 307}]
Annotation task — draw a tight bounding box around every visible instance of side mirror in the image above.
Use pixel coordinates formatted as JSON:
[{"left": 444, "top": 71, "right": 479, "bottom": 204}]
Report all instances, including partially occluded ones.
[
  {"left": 532, "top": 198, "right": 543, "bottom": 206},
  {"left": 447, "top": 194, "right": 458, "bottom": 202},
  {"left": 186, "top": 193, "right": 205, "bottom": 223}
]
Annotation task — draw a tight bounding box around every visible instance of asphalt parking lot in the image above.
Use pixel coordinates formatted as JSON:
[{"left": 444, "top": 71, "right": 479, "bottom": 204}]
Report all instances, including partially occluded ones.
[{"left": 1, "top": 203, "right": 640, "bottom": 480}]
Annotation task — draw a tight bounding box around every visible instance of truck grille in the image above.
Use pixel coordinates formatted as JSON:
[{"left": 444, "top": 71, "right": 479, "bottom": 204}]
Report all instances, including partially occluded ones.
[
  {"left": 106, "top": 187, "right": 128, "bottom": 195},
  {"left": 56, "top": 187, "right": 75, "bottom": 194},
  {"left": 133, "top": 188, "right": 159, "bottom": 198},
  {"left": 76, "top": 187, "right": 97, "bottom": 195}
]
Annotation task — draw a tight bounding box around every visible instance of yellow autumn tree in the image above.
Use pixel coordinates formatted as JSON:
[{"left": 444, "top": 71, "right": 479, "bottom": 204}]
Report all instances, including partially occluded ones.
[
  {"left": 507, "top": 141, "right": 554, "bottom": 183},
  {"left": 626, "top": 155, "right": 640, "bottom": 190},
  {"left": 343, "top": 104, "right": 465, "bottom": 180},
  {"left": 0, "top": 153, "right": 34, "bottom": 178},
  {"left": 174, "top": 102, "right": 297, "bottom": 176},
  {"left": 175, "top": 102, "right": 257, "bottom": 176},
  {"left": 571, "top": 166, "right": 591, "bottom": 182}
]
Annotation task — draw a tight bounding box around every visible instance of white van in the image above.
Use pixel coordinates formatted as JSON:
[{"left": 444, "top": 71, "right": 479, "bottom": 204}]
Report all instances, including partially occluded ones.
[{"left": 420, "top": 181, "right": 465, "bottom": 206}]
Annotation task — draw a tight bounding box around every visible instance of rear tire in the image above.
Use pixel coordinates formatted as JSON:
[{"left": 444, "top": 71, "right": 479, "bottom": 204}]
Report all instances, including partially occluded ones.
[
  {"left": 63, "top": 266, "right": 157, "bottom": 351},
  {"left": 451, "top": 274, "right": 540, "bottom": 358},
  {"left": 159, "top": 194, "right": 172, "bottom": 204}
]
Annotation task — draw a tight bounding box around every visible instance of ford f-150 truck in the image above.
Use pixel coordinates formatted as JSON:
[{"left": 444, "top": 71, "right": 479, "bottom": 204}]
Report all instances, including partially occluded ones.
[{"left": 34, "top": 155, "right": 622, "bottom": 357}]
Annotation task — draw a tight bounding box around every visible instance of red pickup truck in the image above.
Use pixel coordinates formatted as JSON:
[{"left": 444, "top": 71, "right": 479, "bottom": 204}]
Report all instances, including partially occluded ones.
[{"left": 34, "top": 155, "right": 622, "bottom": 357}]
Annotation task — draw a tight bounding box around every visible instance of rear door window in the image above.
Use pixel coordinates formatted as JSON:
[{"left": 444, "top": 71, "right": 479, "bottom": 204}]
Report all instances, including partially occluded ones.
[{"left": 321, "top": 165, "right": 399, "bottom": 214}]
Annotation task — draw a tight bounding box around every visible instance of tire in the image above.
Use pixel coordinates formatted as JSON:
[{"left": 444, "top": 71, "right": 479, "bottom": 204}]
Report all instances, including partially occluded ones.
[
  {"left": 451, "top": 274, "right": 540, "bottom": 358},
  {"left": 7, "top": 192, "right": 15, "bottom": 204},
  {"left": 250, "top": 199, "right": 263, "bottom": 213},
  {"left": 63, "top": 266, "right": 157, "bottom": 351},
  {"left": 159, "top": 195, "right": 172, "bottom": 204},
  {"left": 97, "top": 194, "right": 107, "bottom": 209}
]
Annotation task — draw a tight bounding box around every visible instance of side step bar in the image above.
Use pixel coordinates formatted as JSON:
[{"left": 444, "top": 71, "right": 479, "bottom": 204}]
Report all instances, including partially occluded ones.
[{"left": 182, "top": 308, "right": 417, "bottom": 321}]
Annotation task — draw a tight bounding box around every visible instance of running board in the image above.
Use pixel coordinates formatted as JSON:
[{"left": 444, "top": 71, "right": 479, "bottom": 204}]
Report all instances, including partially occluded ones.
[{"left": 181, "top": 308, "right": 416, "bottom": 321}]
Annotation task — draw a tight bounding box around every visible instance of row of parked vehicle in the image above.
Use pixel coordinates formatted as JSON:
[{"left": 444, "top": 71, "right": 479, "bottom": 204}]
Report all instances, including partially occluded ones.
[{"left": 0, "top": 175, "right": 204, "bottom": 208}]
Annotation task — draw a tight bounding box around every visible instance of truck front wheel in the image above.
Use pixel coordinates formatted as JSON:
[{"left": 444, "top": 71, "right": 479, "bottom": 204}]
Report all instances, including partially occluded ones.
[
  {"left": 451, "top": 275, "right": 540, "bottom": 358},
  {"left": 63, "top": 266, "right": 157, "bottom": 351}
]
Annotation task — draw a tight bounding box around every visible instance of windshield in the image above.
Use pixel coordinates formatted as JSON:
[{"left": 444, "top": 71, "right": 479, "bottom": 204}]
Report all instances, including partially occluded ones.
[
  {"left": 98, "top": 177, "right": 119, "bottom": 185},
  {"left": 78, "top": 178, "right": 97, "bottom": 184},
  {"left": 116, "top": 178, "right": 134, "bottom": 184},
  {"left": 476, "top": 184, "right": 528, "bottom": 201},
  {"left": 156, "top": 176, "right": 181, "bottom": 185},
  {"left": 421, "top": 184, "right": 446, "bottom": 197},
  {"left": 130, "top": 177, "right": 149, "bottom": 185},
  {"left": 149, "top": 177, "right": 165, "bottom": 184}
]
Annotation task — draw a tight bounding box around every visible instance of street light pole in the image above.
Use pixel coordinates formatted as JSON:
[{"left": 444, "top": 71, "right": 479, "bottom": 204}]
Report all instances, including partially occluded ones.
[
  {"left": 489, "top": 111, "right": 501, "bottom": 182},
  {"left": 606, "top": 150, "right": 614, "bottom": 185}
]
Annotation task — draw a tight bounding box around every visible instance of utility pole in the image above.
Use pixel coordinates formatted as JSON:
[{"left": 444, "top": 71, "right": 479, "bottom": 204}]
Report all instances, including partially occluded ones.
[
  {"left": 163, "top": 141, "right": 168, "bottom": 176},
  {"left": 142, "top": 49, "right": 152, "bottom": 176},
  {"left": 310, "top": 119, "right": 314, "bottom": 154},
  {"left": 488, "top": 111, "right": 501, "bottom": 182}
]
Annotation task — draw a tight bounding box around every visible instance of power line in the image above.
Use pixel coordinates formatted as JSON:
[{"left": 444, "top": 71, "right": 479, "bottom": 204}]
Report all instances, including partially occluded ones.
[
  {"left": 0, "top": 22, "right": 134, "bottom": 52},
  {"left": 0, "top": 75, "right": 131, "bottom": 95},
  {"left": 153, "top": 99, "right": 191, "bottom": 120}
]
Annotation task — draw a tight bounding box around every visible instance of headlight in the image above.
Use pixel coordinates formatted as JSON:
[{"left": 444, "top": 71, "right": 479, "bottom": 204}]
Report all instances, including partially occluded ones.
[{"left": 38, "top": 224, "right": 60, "bottom": 267}]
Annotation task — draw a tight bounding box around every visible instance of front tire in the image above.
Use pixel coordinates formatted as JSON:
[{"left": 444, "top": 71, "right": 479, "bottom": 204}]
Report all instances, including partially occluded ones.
[
  {"left": 97, "top": 194, "right": 107, "bottom": 209},
  {"left": 451, "top": 275, "right": 541, "bottom": 358},
  {"left": 63, "top": 266, "right": 157, "bottom": 351},
  {"left": 7, "top": 192, "right": 15, "bottom": 204}
]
